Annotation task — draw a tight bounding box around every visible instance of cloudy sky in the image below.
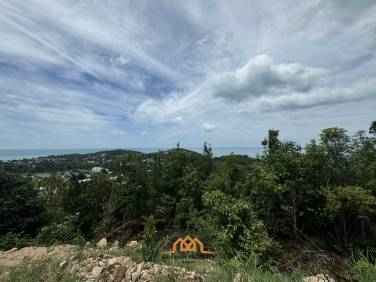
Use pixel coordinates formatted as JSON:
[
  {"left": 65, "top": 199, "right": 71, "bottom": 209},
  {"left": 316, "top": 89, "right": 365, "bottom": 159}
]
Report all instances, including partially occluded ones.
[{"left": 1, "top": 0, "right": 375, "bottom": 149}]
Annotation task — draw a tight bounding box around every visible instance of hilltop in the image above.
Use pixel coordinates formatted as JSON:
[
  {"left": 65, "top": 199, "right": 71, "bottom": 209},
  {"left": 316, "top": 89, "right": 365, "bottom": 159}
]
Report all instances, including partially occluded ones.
[{"left": 1, "top": 125, "right": 376, "bottom": 281}]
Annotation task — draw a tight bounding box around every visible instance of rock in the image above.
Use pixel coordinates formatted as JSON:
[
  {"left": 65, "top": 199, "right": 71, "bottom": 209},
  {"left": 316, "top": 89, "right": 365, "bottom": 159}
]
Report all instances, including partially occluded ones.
[
  {"left": 59, "top": 260, "right": 68, "bottom": 268},
  {"left": 160, "top": 268, "right": 169, "bottom": 276},
  {"left": 0, "top": 244, "right": 205, "bottom": 282},
  {"left": 137, "top": 261, "right": 145, "bottom": 271},
  {"left": 126, "top": 240, "right": 138, "bottom": 248},
  {"left": 303, "top": 274, "right": 335, "bottom": 282},
  {"left": 113, "top": 240, "right": 119, "bottom": 248},
  {"left": 108, "top": 257, "right": 121, "bottom": 266},
  {"left": 85, "top": 241, "right": 90, "bottom": 247},
  {"left": 141, "top": 271, "right": 152, "bottom": 281},
  {"left": 131, "top": 270, "right": 141, "bottom": 282},
  {"left": 97, "top": 238, "right": 108, "bottom": 248},
  {"left": 91, "top": 266, "right": 103, "bottom": 277},
  {"left": 5, "top": 247, "right": 18, "bottom": 254}
]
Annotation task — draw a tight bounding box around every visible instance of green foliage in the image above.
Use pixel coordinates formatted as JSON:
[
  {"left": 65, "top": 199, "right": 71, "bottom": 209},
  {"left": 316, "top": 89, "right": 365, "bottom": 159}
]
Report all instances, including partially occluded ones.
[
  {"left": 369, "top": 120, "right": 376, "bottom": 136},
  {"left": 1, "top": 258, "right": 80, "bottom": 282},
  {"left": 202, "top": 190, "right": 273, "bottom": 261},
  {"left": 2, "top": 121, "right": 376, "bottom": 274},
  {"left": 352, "top": 257, "right": 376, "bottom": 282},
  {"left": 0, "top": 232, "right": 33, "bottom": 251},
  {"left": 36, "top": 215, "right": 85, "bottom": 245},
  {"left": 139, "top": 215, "right": 162, "bottom": 262},
  {"left": 325, "top": 186, "right": 376, "bottom": 250},
  {"left": 206, "top": 258, "right": 303, "bottom": 282},
  {"left": 0, "top": 173, "right": 44, "bottom": 236}
]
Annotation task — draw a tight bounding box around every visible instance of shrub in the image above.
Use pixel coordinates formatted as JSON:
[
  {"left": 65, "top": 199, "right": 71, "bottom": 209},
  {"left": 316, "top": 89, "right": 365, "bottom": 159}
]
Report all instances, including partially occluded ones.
[
  {"left": 36, "top": 215, "right": 84, "bottom": 245},
  {"left": 202, "top": 190, "right": 275, "bottom": 263},
  {"left": 0, "top": 232, "right": 33, "bottom": 251}
]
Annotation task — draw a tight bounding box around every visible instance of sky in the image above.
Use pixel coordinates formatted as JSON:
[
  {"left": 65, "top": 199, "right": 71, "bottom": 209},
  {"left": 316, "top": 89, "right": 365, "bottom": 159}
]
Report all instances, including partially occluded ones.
[{"left": 0, "top": 0, "right": 375, "bottom": 149}]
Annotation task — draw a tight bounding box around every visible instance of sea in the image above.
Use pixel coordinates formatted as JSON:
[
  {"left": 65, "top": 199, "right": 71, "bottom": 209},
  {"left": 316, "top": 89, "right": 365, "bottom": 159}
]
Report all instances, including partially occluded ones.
[{"left": 0, "top": 147, "right": 263, "bottom": 161}]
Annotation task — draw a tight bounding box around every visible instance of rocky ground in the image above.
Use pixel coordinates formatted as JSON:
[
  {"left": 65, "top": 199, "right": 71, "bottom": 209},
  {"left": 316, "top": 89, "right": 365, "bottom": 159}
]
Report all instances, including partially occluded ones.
[
  {"left": 0, "top": 244, "right": 204, "bottom": 282},
  {"left": 0, "top": 242, "right": 334, "bottom": 282}
]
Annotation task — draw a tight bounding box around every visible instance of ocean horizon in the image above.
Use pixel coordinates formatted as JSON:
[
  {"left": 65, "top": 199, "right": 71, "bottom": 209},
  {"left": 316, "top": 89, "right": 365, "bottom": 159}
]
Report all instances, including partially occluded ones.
[{"left": 0, "top": 147, "right": 263, "bottom": 161}]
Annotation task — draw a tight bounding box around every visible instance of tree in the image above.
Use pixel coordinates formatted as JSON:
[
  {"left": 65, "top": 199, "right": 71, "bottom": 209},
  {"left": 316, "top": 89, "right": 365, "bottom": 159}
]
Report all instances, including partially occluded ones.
[
  {"left": 320, "top": 127, "right": 351, "bottom": 187},
  {"left": 369, "top": 120, "right": 376, "bottom": 136},
  {"left": 0, "top": 173, "right": 44, "bottom": 236},
  {"left": 262, "top": 129, "right": 280, "bottom": 154},
  {"left": 325, "top": 186, "right": 376, "bottom": 251},
  {"left": 202, "top": 190, "right": 272, "bottom": 260},
  {"left": 200, "top": 142, "right": 214, "bottom": 177},
  {"left": 350, "top": 131, "right": 376, "bottom": 190}
]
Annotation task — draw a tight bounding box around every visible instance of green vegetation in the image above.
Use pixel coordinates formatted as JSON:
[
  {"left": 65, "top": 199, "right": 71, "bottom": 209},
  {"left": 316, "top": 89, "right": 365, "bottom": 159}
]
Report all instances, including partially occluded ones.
[
  {"left": 1, "top": 121, "right": 376, "bottom": 280},
  {"left": 1, "top": 258, "right": 80, "bottom": 282}
]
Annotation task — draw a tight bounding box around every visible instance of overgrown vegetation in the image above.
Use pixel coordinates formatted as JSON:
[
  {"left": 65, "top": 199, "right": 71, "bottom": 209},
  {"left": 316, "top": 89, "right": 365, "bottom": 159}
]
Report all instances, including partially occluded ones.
[
  {"left": 1, "top": 122, "right": 376, "bottom": 279},
  {"left": 0, "top": 258, "right": 80, "bottom": 282}
]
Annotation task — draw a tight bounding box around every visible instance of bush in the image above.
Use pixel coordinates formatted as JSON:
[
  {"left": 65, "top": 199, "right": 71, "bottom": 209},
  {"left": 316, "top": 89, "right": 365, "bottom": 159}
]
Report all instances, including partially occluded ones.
[
  {"left": 36, "top": 215, "right": 84, "bottom": 245},
  {"left": 202, "top": 190, "right": 275, "bottom": 262},
  {"left": 0, "top": 173, "right": 44, "bottom": 237},
  {"left": 0, "top": 232, "right": 33, "bottom": 251},
  {"left": 139, "top": 216, "right": 159, "bottom": 261}
]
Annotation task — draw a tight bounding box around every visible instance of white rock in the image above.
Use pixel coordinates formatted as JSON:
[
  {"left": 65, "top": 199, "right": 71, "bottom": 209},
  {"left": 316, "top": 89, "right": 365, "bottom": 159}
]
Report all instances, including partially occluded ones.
[
  {"left": 96, "top": 238, "right": 107, "bottom": 248},
  {"left": 127, "top": 240, "right": 138, "bottom": 248},
  {"left": 59, "top": 261, "right": 68, "bottom": 268},
  {"left": 131, "top": 270, "right": 141, "bottom": 282},
  {"left": 5, "top": 247, "right": 18, "bottom": 254},
  {"left": 107, "top": 257, "right": 121, "bottom": 266},
  {"left": 113, "top": 240, "right": 119, "bottom": 248},
  {"left": 91, "top": 266, "right": 103, "bottom": 277},
  {"left": 303, "top": 274, "right": 335, "bottom": 282},
  {"left": 141, "top": 271, "right": 152, "bottom": 281}
]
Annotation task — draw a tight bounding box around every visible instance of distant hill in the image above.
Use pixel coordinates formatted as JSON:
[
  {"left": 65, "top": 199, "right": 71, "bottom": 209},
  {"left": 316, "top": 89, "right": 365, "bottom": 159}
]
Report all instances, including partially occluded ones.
[{"left": 0, "top": 148, "right": 204, "bottom": 174}]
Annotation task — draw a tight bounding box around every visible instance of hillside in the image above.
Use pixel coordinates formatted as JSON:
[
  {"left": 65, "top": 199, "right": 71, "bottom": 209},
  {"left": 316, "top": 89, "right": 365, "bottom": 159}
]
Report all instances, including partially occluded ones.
[
  {"left": 0, "top": 243, "right": 345, "bottom": 282},
  {"left": 1, "top": 125, "right": 376, "bottom": 281}
]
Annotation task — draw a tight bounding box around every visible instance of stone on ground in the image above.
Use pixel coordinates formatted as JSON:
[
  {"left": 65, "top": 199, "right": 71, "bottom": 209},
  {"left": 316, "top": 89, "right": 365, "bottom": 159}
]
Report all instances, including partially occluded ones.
[{"left": 97, "top": 238, "right": 108, "bottom": 248}]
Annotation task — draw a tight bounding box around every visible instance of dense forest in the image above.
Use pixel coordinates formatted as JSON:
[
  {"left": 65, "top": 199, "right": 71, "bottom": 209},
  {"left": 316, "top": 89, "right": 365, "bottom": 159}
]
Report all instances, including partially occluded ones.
[{"left": 1, "top": 122, "right": 376, "bottom": 276}]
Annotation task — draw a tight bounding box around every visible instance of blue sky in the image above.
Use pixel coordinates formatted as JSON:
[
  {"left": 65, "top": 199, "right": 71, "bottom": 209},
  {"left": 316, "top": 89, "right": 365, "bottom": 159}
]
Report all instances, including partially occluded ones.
[{"left": 0, "top": 0, "right": 375, "bottom": 149}]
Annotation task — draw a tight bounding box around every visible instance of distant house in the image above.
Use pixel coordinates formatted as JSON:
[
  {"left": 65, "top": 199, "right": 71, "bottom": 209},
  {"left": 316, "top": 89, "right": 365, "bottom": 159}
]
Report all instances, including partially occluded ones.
[
  {"left": 79, "top": 178, "right": 91, "bottom": 184},
  {"left": 91, "top": 167, "right": 103, "bottom": 173}
]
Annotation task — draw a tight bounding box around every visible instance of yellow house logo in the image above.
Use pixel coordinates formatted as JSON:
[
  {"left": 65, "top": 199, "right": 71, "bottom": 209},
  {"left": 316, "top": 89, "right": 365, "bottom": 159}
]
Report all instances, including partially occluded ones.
[{"left": 163, "top": 235, "right": 214, "bottom": 256}]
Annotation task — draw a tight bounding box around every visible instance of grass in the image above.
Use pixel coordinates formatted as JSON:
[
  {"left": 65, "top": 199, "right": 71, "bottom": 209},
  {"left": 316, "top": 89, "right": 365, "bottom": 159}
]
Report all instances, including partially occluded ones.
[
  {"left": 352, "top": 257, "right": 376, "bottom": 282},
  {"left": 156, "top": 256, "right": 304, "bottom": 282},
  {"left": 0, "top": 257, "right": 81, "bottom": 282},
  {"left": 205, "top": 265, "right": 303, "bottom": 282}
]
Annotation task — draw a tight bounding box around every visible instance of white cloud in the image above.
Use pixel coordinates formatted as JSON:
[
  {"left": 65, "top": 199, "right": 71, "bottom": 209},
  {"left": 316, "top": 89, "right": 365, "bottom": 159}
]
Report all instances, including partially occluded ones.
[
  {"left": 134, "top": 54, "right": 375, "bottom": 123},
  {"left": 1, "top": 0, "right": 376, "bottom": 148},
  {"left": 210, "top": 55, "right": 327, "bottom": 101},
  {"left": 254, "top": 79, "right": 376, "bottom": 111},
  {"left": 175, "top": 116, "right": 184, "bottom": 123},
  {"left": 202, "top": 122, "right": 217, "bottom": 132}
]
